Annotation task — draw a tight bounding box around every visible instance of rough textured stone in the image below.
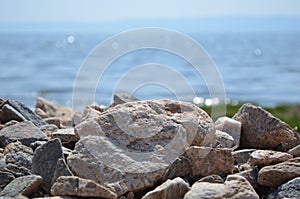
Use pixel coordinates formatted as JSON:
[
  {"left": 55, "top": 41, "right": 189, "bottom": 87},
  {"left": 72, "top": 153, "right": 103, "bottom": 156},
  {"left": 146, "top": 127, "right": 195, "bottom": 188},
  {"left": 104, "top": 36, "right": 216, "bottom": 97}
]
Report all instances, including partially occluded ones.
[
  {"left": 0, "top": 175, "right": 42, "bottom": 197},
  {"left": 214, "top": 130, "right": 235, "bottom": 148},
  {"left": 0, "top": 171, "right": 15, "bottom": 190},
  {"left": 197, "top": 175, "right": 224, "bottom": 183},
  {"left": 258, "top": 157, "right": 300, "bottom": 187},
  {"left": 288, "top": 144, "right": 300, "bottom": 157},
  {"left": 215, "top": 116, "right": 241, "bottom": 147},
  {"left": 249, "top": 150, "right": 292, "bottom": 167},
  {"left": 233, "top": 103, "right": 296, "bottom": 149},
  {"left": 50, "top": 176, "right": 117, "bottom": 199},
  {"left": 184, "top": 174, "right": 259, "bottom": 199},
  {"left": 4, "top": 141, "right": 33, "bottom": 169},
  {"left": 4, "top": 163, "right": 31, "bottom": 177},
  {"left": 0, "top": 99, "right": 46, "bottom": 127},
  {"left": 31, "top": 139, "right": 64, "bottom": 193},
  {"left": 67, "top": 135, "right": 168, "bottom": 192},
  {"left": 272, "top": 177, "right": 300, "bottom": 199},
  {"left": 0, "top": 121, "right": 48, "bottom": 147},
  {"left": 142, "top": 177, "right": 190, "bottom": 199},
  {"left": 35, "top": 97, "right": 80, "bottom": 127},
  {"left": 183, "top": 146, "right": 234, "bottom": 179},
  {"left": 68, "top": 100, "right": 215, "bottom": 192},
  {"left": 232, "top": 149, "right": 256, "bottom": 165}
]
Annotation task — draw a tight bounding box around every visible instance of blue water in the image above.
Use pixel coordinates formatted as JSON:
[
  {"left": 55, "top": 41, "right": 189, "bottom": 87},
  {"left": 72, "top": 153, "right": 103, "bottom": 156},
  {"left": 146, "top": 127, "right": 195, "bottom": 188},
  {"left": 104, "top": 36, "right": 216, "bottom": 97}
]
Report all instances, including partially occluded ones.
[{"left": 0, "top": 31, "right": 300, "bottom": 108}]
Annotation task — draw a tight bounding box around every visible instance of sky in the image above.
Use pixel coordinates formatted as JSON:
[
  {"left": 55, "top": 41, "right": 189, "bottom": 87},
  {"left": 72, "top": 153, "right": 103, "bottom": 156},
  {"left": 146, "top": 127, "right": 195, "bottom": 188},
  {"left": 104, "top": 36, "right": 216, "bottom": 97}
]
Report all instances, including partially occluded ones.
[{"left": 0, "top": 0, "right": 300, "bottom": 23}]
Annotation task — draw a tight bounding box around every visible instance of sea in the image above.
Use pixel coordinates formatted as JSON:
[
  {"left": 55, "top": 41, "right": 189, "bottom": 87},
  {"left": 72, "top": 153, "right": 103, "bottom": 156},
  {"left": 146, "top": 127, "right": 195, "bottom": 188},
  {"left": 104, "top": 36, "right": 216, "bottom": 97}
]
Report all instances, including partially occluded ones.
[{"left": 0, "top": 30, "right": 300, "bottom": 109}]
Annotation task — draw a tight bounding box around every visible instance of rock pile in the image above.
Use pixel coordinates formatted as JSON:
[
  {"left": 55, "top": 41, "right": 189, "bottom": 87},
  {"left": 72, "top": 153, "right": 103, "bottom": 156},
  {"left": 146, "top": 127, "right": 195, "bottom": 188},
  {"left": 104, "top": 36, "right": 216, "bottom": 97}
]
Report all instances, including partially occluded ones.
[{"left": 0, "top": 97, "right": 299, "bottom": 198}]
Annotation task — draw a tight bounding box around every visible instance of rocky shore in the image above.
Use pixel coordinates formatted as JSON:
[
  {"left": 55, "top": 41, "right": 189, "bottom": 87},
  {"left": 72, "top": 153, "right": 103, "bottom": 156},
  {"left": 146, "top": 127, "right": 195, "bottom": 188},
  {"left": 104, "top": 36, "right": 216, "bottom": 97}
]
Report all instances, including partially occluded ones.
[{"left": 0, "top": 95, "right": 299, "bottom": 199}]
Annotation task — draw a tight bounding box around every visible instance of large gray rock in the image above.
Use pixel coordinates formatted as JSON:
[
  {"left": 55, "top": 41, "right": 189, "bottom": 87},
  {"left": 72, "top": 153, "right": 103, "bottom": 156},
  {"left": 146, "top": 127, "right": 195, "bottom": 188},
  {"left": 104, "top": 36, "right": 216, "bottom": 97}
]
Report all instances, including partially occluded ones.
[
  {"left": 272, "top": 177, "right": 300, "bottom": 199},
  {"left": 67, "top": 135, "right": 168, "bottom": 192},
  {"left": 249, "top": 150, "right": 292, "bottom": 167},
  {"left": 258, "top": 157, "right": 300, "bottom": 187},
  {"left": 50, "top": 176, "right": 117, "bottom": 199},
  {"left": 68, "top": 100, "right": 216, "bottom": 192},
  {"left": 4, "top": 141, "right": 33, "bottom": 169},
  {"left": 31, "top": 138, "right": 67, "bottom": 193},
  {"left": 0, "top": 99, "right": 46, "bottom": 127},
  {"left": 233, "top": 103, "right": 296, "bottom": 149},
  {"left": 142, "top": 177, "right": 190, "bottom": 199},
  {"left": 184, "top": 174, "right": 259, "bottom": 199},
  {"left": 183, "top": 146, "right": 234, "bottom": 179},
  {"left": 0, "top": 175, "right": 42, "bottom": 197},
  {"left": 0, "top": 121, "right": 48, "bottom": 147}
]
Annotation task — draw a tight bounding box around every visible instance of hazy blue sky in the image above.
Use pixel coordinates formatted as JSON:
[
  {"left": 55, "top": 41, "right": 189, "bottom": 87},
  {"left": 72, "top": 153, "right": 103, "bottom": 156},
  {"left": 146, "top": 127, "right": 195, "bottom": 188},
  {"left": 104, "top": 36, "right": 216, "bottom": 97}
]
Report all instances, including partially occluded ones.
[{"left": 1, "top": 0, "right": 300, "bottom": 23}]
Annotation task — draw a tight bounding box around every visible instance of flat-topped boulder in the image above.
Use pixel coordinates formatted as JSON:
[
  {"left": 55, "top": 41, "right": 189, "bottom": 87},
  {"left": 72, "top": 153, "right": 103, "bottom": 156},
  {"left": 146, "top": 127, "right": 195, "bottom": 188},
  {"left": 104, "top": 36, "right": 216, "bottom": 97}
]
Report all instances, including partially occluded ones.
[{"left": 68, "top": 100, "right": 216, "bottom": 192}]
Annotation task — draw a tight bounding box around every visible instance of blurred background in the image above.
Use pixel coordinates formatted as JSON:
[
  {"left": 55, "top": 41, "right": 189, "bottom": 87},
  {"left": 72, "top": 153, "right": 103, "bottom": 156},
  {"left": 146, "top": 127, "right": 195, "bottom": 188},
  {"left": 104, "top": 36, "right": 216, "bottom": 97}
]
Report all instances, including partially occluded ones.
[{"left": 0, "top": 0, "right": 300, "bottom": 108}]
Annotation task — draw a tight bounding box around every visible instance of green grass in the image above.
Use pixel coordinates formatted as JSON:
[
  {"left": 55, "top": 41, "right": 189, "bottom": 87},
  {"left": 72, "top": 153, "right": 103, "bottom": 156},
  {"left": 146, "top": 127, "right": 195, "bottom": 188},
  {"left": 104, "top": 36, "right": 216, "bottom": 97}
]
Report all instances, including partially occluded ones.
[{"left": 199, "top": 103, "right": 300, "bottom": 133}]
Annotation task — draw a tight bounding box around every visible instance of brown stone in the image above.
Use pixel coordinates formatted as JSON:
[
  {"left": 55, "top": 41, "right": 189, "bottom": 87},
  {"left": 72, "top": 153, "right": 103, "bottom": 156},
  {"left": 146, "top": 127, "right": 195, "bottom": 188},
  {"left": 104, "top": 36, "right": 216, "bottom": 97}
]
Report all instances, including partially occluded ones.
[
  {"left": 184, "top": 146, "right": 234, "bottom": 179},
  {"left": 258, "top": 157, "right": 300, "bottom": 187},
  {"left": 233, "top": 103, "right": 296, "bottom": 150},
  {"left": 249, "top": 150, "right": 292, "bottom": 167}
]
